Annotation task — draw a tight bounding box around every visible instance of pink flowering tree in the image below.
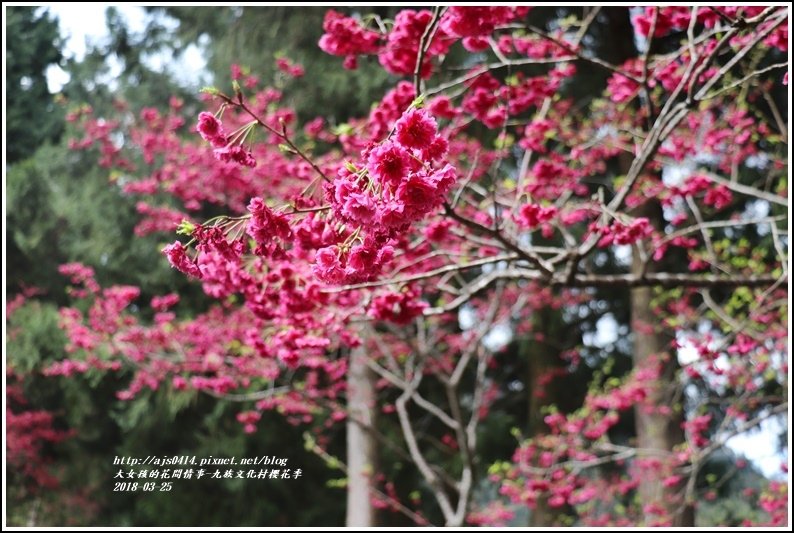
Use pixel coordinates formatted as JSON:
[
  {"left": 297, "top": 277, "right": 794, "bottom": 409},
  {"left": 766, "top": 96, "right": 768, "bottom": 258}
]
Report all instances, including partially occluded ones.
[
  {"left": 7, "top": 293, "right": 80, "bottom": 524},
  {"left": 43, "top": 6, "right": 787, "bottom": 527}
]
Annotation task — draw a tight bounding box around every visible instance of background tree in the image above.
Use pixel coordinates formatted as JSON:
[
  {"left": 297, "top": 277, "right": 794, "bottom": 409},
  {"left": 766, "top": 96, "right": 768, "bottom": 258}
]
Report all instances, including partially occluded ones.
[{"left": 6, "top": 7, "right": 64, "bottom": 164}]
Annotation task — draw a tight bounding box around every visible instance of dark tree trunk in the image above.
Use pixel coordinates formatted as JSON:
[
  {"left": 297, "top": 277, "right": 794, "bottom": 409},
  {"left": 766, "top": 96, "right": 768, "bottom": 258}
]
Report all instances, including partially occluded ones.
[{"left": 525, "top": 309, "right": 572, "bottom": 526}]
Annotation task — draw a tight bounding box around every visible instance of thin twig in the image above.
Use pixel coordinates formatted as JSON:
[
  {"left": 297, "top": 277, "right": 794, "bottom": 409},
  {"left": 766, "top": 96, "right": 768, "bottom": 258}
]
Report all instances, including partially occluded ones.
[{"left": 413, "top": 6, "right": 446, "bottom": 96}]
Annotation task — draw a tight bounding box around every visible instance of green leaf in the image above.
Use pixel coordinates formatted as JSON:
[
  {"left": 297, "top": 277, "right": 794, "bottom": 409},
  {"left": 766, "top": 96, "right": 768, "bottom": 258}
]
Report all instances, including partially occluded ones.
[{"left": 176, "top": 220, "right": 196, "bottom": 236}]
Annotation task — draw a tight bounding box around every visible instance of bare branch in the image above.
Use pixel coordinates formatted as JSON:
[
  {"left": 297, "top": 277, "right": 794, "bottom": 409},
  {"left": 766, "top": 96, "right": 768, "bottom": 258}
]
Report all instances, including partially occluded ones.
[
  {"left": 700, "top": 62, "right": 788, "bottom": 102},
  {"left": 702, "top": 171, "right": 788, "bottom": 207},
  {"left": 413, "top": 6, "right": 445, "bottom": 96}
]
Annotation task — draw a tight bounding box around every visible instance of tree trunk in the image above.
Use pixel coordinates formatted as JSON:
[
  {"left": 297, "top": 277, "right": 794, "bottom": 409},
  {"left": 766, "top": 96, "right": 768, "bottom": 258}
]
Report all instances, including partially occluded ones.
[
  {"left": 526, "top": 337, "right": 558, "bottom": 527},
  {"left": 630, "top": 201, "right": 694, "bottom": 526},
  {"left": 525, "top": 308, "right": 571, "bottom": 527},
  {"left": 598, "top": 7, "right": 695, "bottom": 525},
  {"left": 346, "top": 345, "right": 378, "bottom": 526}
]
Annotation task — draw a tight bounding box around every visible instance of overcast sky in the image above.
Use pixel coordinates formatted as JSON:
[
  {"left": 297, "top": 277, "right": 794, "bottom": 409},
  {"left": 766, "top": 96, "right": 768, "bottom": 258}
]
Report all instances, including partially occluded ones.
[{"left": 43, "top": 3, "right": 205, "bottom": 92}]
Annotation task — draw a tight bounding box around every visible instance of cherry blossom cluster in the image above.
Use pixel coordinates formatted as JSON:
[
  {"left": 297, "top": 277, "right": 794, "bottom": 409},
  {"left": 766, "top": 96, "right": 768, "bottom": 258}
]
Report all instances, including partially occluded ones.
[
  {"left": 313, "top": 106, "right": 456, "bottom": 284},
  {"left": 6, "top": 378, "right": 72, "bottom": 490},
  {"left": 197, "top": 112, "right": 257, "bottom": 167}
]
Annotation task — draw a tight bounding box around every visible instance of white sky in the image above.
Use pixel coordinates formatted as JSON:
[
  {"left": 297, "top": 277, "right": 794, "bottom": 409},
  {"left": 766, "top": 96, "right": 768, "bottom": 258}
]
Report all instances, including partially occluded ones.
[{"left": 42, "top": 3, "right": 206, "bottom": 92}]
